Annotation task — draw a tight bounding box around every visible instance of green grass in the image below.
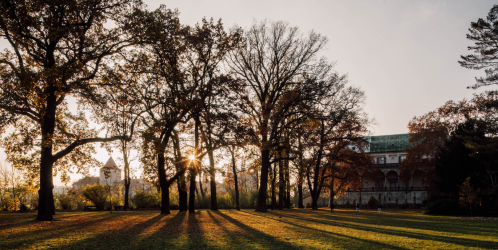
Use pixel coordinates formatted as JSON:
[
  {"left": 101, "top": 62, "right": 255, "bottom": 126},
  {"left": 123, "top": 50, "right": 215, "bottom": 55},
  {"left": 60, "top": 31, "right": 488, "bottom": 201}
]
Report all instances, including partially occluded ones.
[{"left": 1, "top": 208, "right": 497, "bottom": 249}]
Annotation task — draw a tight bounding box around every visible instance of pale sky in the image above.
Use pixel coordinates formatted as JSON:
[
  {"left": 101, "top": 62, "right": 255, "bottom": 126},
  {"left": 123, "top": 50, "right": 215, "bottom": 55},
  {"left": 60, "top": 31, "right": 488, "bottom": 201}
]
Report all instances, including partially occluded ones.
[{"left": 1, "top": 0, "right": 497, "bottom": 185}]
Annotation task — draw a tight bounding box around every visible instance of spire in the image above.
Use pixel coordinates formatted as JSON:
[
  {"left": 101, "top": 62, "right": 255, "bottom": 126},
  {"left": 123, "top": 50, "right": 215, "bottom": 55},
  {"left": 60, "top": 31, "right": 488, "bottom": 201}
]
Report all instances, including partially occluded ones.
[{"left": 103, "top": 157, "right": 119, "bottom": 170}]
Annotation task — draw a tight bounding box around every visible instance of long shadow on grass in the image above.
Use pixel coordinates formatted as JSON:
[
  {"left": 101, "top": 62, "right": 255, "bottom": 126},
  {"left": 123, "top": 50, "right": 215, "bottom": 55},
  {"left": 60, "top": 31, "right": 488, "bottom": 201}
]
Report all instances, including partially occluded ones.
[
  {"left": 60, "top": 212, "right": 168, "bottom": 250},
  {"left": 132, "top": 211, "right": 187, "bottom": 249},
  {"left": 0, "top": 214, "right": 39, "bottom": 231},
  {"left": 184, "top": 211, "right": 209, "bottom": 250},
  {"left": 340, "top": 210, "right": 497, "bottom": 233},
  {"left": 243, "top": 211, "right": 410, "bottom": 250},
  {"left": 216, "top": 210, "right": 320, "bottom": 250},
  {"left": 273, "top": 210, "right": 497, "bottom": 249},
  {"left": 207, "top": 210, "right": 301, "bottom": 250},
  {"left": 295, "top": 209, "right": 498, "bottom": 236},
  {"left": 1, "top": 213, "right": 120, "bottom": 249}
]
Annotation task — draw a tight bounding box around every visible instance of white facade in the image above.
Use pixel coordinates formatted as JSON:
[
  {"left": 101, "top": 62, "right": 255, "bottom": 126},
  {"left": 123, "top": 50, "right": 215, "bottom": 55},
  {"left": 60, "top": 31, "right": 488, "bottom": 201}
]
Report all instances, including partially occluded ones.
[{"left": 99, "top": 157, "right": 122, "bottom": 186}]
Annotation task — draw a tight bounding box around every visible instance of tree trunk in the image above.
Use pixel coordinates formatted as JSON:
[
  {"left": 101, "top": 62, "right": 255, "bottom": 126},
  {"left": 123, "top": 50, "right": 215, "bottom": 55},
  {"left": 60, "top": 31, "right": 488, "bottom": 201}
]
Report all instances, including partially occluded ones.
[
  {"left": 278, "top": 154, "right": 284, "bottom": 210},
  {"left": 37, "top": 92, "right": 58, "bottom": 221},
  {"left": 311, "top": 192, "right": 319, "bottom": 210},
  {"left": 297, "top": 136, "right": 305, "bottom": 209},
  {"left": 157, "top": 154, "right": 170, "bottom": 214},
  {"left": 189, "top": 116, "right": 200, "bottom": 213},
  {"left": 285, "top": 158, "right": 291, "bottom": 209},
  {"left": 189, "top": 171, "right": 197, "bottom": 213},
  {"left": 173, "top": 132, "right": 188, "bottom": 212},
  {"left": 298, "top": 183, "right": 304, "bottom": 208},
  {"left": 256, "top": 147, "right": 270, "bottom": 212},
  {"left": 199, "top": 171, "right": 205, "bottom": 198},
  {"left": 271, "top": 162, "right": 276, "bottom": 210},
  {"left": 230, "top": 148, "right": 240, "bottom": 210},
  {"left": 329, "top": 175, "right": 335, "bottom": 213},
  {"left": 178, "top": 175, "right": 188, "bottom": 211},
  {"left": 123, "top": 150, "right": 130, "bottom": 210},
  {"left": 310, "top": 121, "right": 325, "bottom": 211},
  {"left": 208, "top": 149, "right": 218, "bottom": 210},
  {"left": 124, "top": 179, "right": 130, "bottom": 210}
]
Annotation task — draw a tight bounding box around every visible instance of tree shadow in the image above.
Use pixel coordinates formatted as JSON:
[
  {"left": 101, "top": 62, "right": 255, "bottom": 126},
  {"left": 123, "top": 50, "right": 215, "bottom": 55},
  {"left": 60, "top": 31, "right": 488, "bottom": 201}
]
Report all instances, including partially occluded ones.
[
  {"left": 57, "top": 212, "right": 169, "bottom": 249},
  {"left": 132, "top": 211, "right": 188, "bottom": 249},
  {"left": 206, "top": 210, "right": 285, "bottom": 249},
  {"left": 263, "top": 210, "right": 498, "bottom": 249},
  {"left": 216, "top": 210, "right": 318, "bottom": 249},
  {"left": 185, "top": 211, "right": 209, "bottom": 249},
  {"left": 1, "top": 213, "right": 119, "bottom": 249},
  {"left": 298, "top": 209, "right": 498, "bottom": 235},
  {"left": 242, "top": 211, "right": 408, "bottom": 250}
]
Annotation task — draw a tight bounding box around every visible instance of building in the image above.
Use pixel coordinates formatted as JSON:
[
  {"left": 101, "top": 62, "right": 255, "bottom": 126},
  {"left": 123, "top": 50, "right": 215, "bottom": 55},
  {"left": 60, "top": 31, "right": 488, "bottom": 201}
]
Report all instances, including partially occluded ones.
[
  {"left": 72, "top": 157, "right": 152, "bottom": 196},
  {"left": 334, "top": 134, "right": 427, "bottom": 208}
]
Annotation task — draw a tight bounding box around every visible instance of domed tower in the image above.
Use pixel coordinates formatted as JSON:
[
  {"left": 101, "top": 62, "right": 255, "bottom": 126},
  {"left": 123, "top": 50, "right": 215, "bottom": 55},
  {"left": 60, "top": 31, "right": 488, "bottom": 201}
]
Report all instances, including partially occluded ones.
[{"left": 99, "top": 157, "right": 122, "bottom": 185}]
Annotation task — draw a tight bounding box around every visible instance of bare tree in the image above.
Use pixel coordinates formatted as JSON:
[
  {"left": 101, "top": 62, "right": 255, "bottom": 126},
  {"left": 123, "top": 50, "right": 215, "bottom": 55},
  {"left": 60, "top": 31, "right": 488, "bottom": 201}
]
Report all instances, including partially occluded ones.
[{"left": 229, "top": 20, "right": 339, "bottom": 212}]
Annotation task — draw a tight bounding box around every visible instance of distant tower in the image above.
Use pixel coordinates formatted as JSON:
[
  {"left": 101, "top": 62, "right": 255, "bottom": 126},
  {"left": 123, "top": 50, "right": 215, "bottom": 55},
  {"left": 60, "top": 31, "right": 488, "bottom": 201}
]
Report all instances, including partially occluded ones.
[{"left": 99, "top": 157, "right": 122, "bottom": 185}]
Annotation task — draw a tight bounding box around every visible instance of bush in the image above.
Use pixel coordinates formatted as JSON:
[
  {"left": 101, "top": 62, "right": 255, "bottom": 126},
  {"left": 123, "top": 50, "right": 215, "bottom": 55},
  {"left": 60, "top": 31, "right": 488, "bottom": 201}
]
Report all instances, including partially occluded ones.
[
  {"left": 131, "top": 190, "right": 160, "bottom": 209},
  {"left": 56, "top": 193, "right": 75, "bottom": 210},
  {"left": 195, "top": 194, "right": 210, "bottom": 209},
  {"left": 217, "top": 192, "right": 233, "bottom": 209},
  {"left": 0, "top": 194, "right": 16, "bottom": 211},
  {"left": 82, "top": 184, "right": 108, "bottom": 210},
  {"left": 238, "top": 190, "right": 258, "bottom": 209},
  {"left": 425, "top": 198, "right": 465, "bottom": 215},
  {"left": 368, "top": 196, "right": 378, "bottom": 209}
]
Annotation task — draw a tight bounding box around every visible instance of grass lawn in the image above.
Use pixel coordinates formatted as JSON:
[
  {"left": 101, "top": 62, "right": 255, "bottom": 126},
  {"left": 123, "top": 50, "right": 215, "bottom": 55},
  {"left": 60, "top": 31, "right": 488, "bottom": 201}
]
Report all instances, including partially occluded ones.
[{"left": 1, "top": 208, "right": 497, "bottom": 249}]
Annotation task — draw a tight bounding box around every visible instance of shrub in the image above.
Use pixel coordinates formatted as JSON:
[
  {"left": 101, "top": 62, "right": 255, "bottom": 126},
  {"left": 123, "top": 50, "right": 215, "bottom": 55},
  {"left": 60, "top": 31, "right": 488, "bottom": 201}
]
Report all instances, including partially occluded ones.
[
  {"left": 105, "top": 184, "right": 123, "bottom": 210},
  {"left": 0, "top": 194, "right": 15, "bottom": 211},
  {"left": 425, "top": 198, "right": 465, "bottom": 215},
  {"left": 195, "top": 194, "right": 210, "bottom": 209},
  {"left": 238, "top": 190, "right": 258, "bottom": 209},
  {"left": 217, "top": 192, "right": 233, "bottom": 209},
  {"left": 57, "top": 193, "right": 75, "bottom": 210},
  {"left": 131, "top": 190, "right": 160, "bottom": 209},
  {"left": 82, "top": 184, "right": 108, "bottom": 210}
]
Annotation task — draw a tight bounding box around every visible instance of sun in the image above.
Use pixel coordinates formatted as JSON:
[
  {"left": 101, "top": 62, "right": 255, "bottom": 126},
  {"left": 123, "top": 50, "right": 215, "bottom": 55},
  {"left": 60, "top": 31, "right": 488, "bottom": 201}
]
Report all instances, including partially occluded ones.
[{"left": 188, "top": 155, "right": 196, "bottom": 160}]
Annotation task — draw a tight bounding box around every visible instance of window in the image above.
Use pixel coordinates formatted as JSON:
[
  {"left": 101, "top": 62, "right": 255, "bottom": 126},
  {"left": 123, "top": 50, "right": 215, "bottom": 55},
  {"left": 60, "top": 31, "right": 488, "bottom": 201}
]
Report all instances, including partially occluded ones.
[
  {"left": 399, "top": 155, "right": 406, "bottom": 163},
  {"left": 377, "top": 156, "right": 386, "bottom": 164},
  {"left": 390, "top": 182, "right": 396, "bottom": 189}
]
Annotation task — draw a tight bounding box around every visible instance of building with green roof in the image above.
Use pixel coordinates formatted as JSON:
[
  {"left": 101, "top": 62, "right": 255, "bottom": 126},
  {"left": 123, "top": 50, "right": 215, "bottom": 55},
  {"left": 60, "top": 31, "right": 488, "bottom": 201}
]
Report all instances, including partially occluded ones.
[{"left": 333, "top": 133, "right": 427, "bottom": 209}]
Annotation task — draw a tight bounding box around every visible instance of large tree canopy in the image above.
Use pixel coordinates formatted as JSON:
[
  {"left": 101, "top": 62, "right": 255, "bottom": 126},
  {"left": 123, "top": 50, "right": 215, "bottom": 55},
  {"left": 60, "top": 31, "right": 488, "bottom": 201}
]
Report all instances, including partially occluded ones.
[
  {"left": 460, "top": 4, "right": 498, "bottom": 89},
  {"left": 0, "top": 0, "right": 141, "bottom": 220},
  {"left": 229, "top": 20, "right": 341, "bottom": 212}
]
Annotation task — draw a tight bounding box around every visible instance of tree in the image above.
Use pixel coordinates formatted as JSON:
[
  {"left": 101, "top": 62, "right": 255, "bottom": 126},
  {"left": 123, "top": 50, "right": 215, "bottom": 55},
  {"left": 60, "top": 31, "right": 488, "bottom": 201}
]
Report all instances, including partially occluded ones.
[
  {"left": 0, "top": 160, "right": 26, "bottom": 211},
  {"left": 183, "top": 18, "right": 242, "bottom": 211},
  {"left": 229, "top": 20, "right": 336, "bottom": 212},
  {"left": 91, "top": 69, "right": 143, "bottom": 211},
  {"left": 434, "top": 119, "right": 477, "bottom": 198},
  {"left": 459, "top": 177, "right": 480, "bottom": 216},
  {"left": 0, "top": 0, "right": 141, "bottom": 221},
  {"left": 460, "top": 5, "right": 498, "bottom": 89},
  {"left": 400, "top": 92, "right": 497, "bottom": 192},
  {"left": 296, "top": 81, "right": 370, "bottom": 210}
]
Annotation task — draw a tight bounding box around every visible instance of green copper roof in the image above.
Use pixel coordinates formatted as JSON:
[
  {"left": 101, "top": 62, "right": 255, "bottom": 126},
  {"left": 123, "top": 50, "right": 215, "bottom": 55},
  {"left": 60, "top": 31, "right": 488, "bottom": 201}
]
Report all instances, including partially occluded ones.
[{"left": 367, "top": 134, "right": 411, "bottom": 153}]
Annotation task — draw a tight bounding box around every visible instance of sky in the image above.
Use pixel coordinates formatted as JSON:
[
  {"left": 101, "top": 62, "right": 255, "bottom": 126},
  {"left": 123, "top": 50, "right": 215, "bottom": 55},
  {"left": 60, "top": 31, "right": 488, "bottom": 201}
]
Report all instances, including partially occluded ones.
[{"left": 1, "top": 0, "right": 497, "bottom": 185}]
